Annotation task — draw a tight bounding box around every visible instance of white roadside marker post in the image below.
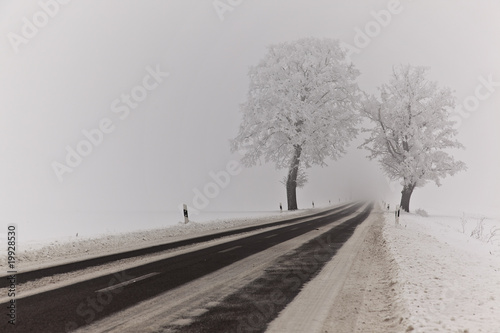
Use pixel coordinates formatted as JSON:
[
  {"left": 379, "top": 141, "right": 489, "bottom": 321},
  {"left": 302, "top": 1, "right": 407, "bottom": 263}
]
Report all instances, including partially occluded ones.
[{"left": 183, "top": 204, "right": 189, "bottom": 224}]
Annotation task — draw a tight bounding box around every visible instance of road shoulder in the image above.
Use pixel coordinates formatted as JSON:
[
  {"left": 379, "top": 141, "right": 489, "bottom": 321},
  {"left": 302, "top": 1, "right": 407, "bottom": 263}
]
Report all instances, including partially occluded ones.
[{"left": 267, "top": 209, "right": 408, "bottom": 333}]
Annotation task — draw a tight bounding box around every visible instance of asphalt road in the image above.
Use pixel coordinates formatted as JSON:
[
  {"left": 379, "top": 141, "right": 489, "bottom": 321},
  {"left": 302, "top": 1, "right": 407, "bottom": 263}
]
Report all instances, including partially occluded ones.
[
  {"left": 0, "top": 203, "right": 352, "bottom": 288},
  {"left": 1, "top": 202, "right": 368, "bottom": 333},
  {"left": 176, "top": 203, "right": 373, "bottom": 333}
]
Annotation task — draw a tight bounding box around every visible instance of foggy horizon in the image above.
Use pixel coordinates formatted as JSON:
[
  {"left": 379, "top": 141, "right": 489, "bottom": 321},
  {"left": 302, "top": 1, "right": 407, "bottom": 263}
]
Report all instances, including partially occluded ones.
[{"left": 1, "top": 0, "right": 499, "bottom": 221}]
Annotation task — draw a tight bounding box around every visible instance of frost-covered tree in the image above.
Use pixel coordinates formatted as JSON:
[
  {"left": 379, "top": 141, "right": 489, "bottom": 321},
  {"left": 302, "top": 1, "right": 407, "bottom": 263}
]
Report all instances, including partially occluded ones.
[
  {"left": 230, "top": 38, "right": 361, "bottom": 210},
  {"left": 360, "top": 65, "right": 466, "bottom": 212}
]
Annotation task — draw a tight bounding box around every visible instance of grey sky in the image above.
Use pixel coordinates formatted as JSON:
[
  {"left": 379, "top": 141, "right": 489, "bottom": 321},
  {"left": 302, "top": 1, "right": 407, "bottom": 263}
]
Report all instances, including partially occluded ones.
[{"left": 1, "top": 0, "right": 499, "bottom": 216}]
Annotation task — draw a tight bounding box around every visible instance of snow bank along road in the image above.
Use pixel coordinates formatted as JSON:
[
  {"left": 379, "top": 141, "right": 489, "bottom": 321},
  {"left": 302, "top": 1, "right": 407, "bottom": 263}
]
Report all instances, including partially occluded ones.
[
  {"left": 1, "top": 202, "right": 375, "bottom": 332},
  {"left": 0, "top": 205, "right": 352, "bottom": 290}
]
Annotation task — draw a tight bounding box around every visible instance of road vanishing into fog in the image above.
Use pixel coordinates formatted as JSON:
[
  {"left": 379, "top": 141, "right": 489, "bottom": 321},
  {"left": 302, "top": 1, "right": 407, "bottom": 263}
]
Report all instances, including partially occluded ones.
[{"left": 1, "top": 202, "right": 372, "bottom": 333}]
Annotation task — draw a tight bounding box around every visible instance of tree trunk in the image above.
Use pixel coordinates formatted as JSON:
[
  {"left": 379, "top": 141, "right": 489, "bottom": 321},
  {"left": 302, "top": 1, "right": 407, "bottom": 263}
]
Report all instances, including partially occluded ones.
[
  {"left": 286, "top": 145, "right": 302, "bottom": 210},
  {"left": 400, "top": 183, "right": 415, "bottom": 212}
]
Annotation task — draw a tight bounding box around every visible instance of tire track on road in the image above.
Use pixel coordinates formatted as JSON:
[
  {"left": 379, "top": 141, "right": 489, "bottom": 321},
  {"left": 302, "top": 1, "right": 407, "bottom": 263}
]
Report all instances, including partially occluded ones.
[{"left": 173, "top": 204, "right": 372, "bottom": 333}]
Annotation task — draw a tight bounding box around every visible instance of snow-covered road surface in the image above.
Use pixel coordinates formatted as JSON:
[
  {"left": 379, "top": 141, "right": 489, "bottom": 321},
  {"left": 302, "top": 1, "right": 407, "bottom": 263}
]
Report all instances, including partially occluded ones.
[
  {"left": 267, "top": 209, "right": 407, "bottom": 333},
  {"left": 69, "top": 204, "right": 366, "bottom": 332}
]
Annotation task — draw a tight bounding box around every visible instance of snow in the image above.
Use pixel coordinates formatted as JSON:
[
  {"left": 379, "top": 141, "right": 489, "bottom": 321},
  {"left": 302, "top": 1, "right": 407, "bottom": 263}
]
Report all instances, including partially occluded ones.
[
  {"left": 361, "top": 65, "right": 466, "bottom": 199},
  {"left": 383, "top": 208, "right": 500, "bottom": 332},
  {"left": 231, "top": 38, "right": 361, "bottom": 179},
  {"left": 0, "top": 208, "right": 317, "bottom": 272},
  {"left": 267, "top": 207, "right": 407, "bottom": 333},
  {"left": 4, "top": 204, "right": 500, "bottom": 333},
  {"left": 0, "top": 210, "right": 305, "bottom": 251}
]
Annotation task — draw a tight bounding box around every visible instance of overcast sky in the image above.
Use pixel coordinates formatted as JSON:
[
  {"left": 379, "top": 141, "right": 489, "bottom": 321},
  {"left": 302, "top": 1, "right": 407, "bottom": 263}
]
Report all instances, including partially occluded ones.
[{"left": 1, "top": 0, "right": 499, "bottom": 217}]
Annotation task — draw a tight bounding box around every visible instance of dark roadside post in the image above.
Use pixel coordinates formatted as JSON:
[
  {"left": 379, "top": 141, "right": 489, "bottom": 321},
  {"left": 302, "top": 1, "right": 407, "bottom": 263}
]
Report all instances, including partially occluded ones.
[{"left": 183, "top": 204, "right": 189, "bottom": 224}]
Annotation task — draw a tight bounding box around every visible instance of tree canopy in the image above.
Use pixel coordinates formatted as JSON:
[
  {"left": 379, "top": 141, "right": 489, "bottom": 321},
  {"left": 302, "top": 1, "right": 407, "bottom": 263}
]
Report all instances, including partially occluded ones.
[
  {"left": 231, "top": 37, "right": 362, "bottom": 209},
  {"left": 360, "top": 65, "right": 466, "bottom": 211}
]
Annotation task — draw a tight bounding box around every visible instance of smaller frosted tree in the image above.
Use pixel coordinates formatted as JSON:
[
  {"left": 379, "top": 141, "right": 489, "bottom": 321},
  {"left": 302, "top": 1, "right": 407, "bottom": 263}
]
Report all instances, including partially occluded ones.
[
  {"left": 360, "top": 65, "right": 466, "bottom": 212},
  {"left": 231, "top": 38, "right": 361, "bottom": 210}
]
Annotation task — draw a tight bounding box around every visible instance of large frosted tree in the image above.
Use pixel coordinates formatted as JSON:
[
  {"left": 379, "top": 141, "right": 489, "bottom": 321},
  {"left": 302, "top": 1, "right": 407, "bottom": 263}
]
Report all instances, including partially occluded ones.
[
  {"left": 230, "top": 38, "right": 361, "bottom": 210},
  {"left": 360, "top": 65, "right": 466, "bottom": 212}
]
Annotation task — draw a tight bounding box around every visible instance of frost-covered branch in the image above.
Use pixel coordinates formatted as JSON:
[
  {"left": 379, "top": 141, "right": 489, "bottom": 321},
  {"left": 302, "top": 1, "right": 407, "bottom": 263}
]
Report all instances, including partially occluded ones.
[
  {"left": 231, "top": 37, "right": 362, "bottom": 210},
  {"left": 360, "top": 65, "right": 467, "bottom": 211}
]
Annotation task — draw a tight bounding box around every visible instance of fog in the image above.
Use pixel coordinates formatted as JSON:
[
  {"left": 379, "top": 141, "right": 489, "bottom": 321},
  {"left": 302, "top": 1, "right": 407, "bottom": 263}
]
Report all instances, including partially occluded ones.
[{"left": 1, "top": 0, "right": 499, "bottom": 236}]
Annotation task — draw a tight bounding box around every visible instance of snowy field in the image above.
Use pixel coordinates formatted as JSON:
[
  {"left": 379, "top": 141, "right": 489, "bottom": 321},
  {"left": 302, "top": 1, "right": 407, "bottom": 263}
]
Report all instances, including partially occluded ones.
[
  {"left": 383, "top": 209, "right": 500, "bottom": 332},
  {"left": 0, "top": 208, "right": 318, "bottom": 270},
  {"left": 0, "top": 209, "right": 309, "bottom": 252}
]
